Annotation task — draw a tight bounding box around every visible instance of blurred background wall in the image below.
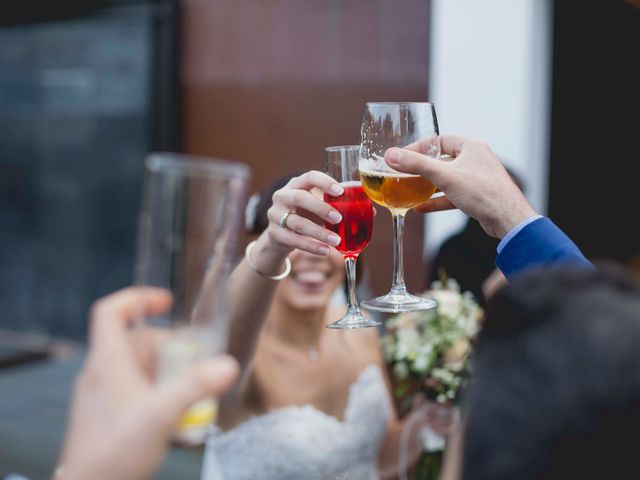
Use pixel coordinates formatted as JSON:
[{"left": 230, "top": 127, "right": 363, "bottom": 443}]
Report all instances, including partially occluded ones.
[
  {"left": 0, "top": 0, "right": 179, "bottom": 347},
  {"left": 0, "top": 0, "right": 431, "bottom": 346},
  {"left": 547, "top": 0, "right": 639, "bottom": 265},
  {"left": 180, "top": 0, "right": 432, "bottom": 302},
  {"left": 426, "top": 0, "right": 639, "bottom": 274},
  {"left": 425, "top": 0, "right": 552, "bottom": 261},
  {"left": 0, "top": 0, "right": 638, "bottom": 348}
]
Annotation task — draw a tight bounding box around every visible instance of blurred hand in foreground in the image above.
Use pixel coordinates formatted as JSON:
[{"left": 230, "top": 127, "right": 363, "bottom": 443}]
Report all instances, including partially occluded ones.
[{"left": 57, "top": 287, "right": 239, "bottom": 480}]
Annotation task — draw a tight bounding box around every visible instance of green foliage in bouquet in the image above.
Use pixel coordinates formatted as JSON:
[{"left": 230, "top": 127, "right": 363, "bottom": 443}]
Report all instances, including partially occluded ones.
[
  {"left": 381, "top": 275, "right": 483, "bottom": 479},
  {"left": 382, "top": 276, "right": 482, "bottom": 405}
]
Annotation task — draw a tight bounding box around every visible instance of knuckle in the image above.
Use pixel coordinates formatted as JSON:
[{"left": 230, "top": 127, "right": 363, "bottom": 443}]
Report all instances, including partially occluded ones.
[
  {"left": 304, "top": 170, "right": 323, "bottom": 185},
  {"left": 291, "top": 190, "right": 305, "bottom": 204},
  {"left": 472, "top": 140, "right": 490, "bottom": 151},
  {"left": 298, "top": 172, "right": 311, "bottom": 183},
  {"left": 287, "top": 175, "right": 300, "bottom": 186}
]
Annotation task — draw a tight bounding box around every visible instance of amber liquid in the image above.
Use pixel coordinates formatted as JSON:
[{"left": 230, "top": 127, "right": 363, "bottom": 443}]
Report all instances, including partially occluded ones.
[{"left": 360, "top": 170, "right": 437, "bottom": 213}]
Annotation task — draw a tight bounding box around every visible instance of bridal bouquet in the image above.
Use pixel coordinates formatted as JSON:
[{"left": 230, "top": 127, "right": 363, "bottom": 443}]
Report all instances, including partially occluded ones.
[{"left": 381, "top": 276, "right": 483, "bottom": 479}]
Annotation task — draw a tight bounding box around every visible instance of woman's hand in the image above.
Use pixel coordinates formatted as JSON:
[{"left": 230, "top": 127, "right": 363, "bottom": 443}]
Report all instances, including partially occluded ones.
[
  {"left": 265, "top": 170, "right": 345, "bottom": 255},
  {"left": 226, "top": 171, "right": 350, "bottom": 366}
]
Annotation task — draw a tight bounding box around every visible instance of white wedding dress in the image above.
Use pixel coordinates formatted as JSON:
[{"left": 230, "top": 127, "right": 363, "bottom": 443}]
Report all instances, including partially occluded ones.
[{"left": 201, "top": 364, "right": 391, "bottom": 480}]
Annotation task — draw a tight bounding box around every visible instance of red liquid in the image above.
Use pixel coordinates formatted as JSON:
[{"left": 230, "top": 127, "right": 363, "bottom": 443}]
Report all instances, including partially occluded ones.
[{"left": 324, "top": 182, "right": 373, "bottom": 259}]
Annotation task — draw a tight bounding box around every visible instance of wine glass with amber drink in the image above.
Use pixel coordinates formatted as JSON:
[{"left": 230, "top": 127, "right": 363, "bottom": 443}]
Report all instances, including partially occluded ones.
[
  {"left": 359, "top": 102, "right": 440, "bottom": 313},
  {"left": 323, "top": 145, "right": 379, "bottom": 329},
  {"left": 134, "top": 153, "right": 249, "bottom": 445}
]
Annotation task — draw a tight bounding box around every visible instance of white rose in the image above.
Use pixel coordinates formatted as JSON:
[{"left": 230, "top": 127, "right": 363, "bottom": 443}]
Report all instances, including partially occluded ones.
[
  {"left": 414, "top": 352, "right": 430, "bottom": 373},
  {"left": 395, "top": 329, "right": 421, "bottom": 361},
  {"left": 430, "top": 289, "right": 462, "bottom": 319},
  {"left": 443, "top": 338, "right": 470, "bottom": 371},
  {"left": 395, "top": 313, "right": 417, "bottom": 331}
]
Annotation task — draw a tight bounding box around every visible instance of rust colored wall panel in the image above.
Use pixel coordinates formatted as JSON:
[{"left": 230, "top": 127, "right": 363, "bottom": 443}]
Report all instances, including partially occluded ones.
[{"left": 180, "top": 0, "right": 431, "bottom": 296}]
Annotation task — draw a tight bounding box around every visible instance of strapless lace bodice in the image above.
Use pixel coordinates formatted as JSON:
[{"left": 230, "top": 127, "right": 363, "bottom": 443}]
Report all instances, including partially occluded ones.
[{"left": 201, "top": 364, "right": 391, "bottom": 480}]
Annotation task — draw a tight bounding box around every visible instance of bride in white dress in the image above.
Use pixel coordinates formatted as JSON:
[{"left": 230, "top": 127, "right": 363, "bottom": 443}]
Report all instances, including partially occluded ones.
[{"left": 202, "top": 171, "right": 428, "bottom": 480}]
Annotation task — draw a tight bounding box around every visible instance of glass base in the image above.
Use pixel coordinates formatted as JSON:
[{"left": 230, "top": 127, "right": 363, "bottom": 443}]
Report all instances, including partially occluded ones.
[
  {"left": 326, "top": 312, "right": 382, "bottom": 330},
  {"left": 361, "top": 291, "right": 437, "bottom": 313}
]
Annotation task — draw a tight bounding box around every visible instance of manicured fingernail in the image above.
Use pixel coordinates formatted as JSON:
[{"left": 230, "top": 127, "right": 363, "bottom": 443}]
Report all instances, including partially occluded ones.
[
  {"left": 318, "top": 245, "right": 330, "bottom": 255},
  {"left": 330, "top": 184, "right": 344, "bottom": 196},
  {"left": 328, "top": 234, "right": 341, "bottom": 246},
  {"left": 387, "top": 148, "right": 401, "bottom": 164},
  {"left": 328, "top": 211, "right": 342, "bottom": 223}
]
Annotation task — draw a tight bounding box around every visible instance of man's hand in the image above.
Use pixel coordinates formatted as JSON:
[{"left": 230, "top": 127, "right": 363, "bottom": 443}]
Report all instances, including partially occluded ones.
[{"left": 385, "top": 135, "right": 538, "bottom": 238}]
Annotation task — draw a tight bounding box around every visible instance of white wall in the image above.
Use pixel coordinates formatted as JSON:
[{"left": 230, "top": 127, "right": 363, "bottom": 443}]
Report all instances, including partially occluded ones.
[{"left": 425, "top": 0, "right": 553, "bottom": 259}]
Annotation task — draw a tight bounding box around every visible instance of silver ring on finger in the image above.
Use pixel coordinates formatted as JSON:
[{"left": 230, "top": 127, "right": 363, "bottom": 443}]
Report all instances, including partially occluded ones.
[{"left": 279, "top": 210, "right": 296, "bottom": 230}]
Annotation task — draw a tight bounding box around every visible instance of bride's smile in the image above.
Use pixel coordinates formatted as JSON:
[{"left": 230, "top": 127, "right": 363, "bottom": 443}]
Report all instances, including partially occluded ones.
[{"left": 278, "top": 248, "right": 345, "bottom": 311}]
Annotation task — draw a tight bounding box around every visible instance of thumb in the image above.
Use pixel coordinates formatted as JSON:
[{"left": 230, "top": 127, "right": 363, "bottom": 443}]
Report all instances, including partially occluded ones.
[
  {"left": 384, "top": 147, "right": 447, "bottom": 186},
  {"left": 151, "top": 354, "right": 239, "bottom": 427}
]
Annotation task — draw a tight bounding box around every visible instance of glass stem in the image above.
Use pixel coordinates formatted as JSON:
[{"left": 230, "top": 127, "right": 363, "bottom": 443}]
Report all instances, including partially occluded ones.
[
  {"left": 344, "top": 256, "right": 360, "bottom": 315},
  {"left": 391, "top": 212, "right": 408, "bottom": 295}
]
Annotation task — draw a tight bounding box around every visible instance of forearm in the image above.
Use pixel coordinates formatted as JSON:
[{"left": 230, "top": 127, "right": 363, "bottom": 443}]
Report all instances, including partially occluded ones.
[
  {"left": 226, "top": 233, "right": 290, "bottom": 370},
  {"left": 490, "top": 194, "right": 538, "bottom": 240}
]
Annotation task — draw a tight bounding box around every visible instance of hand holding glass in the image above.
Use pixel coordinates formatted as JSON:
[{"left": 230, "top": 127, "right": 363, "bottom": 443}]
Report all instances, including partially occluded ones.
[
  {"left": 359, "top": 102, "right": 440, "bottom": 313},
  {"left": 134, "top": 153, "right": 249, "bottom": 445}
]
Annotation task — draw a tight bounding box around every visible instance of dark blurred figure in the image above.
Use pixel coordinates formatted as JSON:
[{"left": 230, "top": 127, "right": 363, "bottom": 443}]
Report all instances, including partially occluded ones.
[
  {"left": 427, "top": 168, "right": 524, "bottom": 305},
  {"left": 428, "top": 216, "right": 497, "bottom": 305},
  {"left": 462, "top": 263, "right": 640, "bottom": 480}
]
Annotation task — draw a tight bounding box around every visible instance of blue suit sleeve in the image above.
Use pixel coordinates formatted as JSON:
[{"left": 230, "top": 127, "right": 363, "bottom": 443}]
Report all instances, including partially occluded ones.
[{"left": 496, "top": 217, "right": 593, "bottom": 279}]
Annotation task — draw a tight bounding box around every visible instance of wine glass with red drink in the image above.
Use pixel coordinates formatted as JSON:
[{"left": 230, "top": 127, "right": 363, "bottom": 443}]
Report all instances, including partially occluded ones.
[{"left": 323, "top": 145, "right": 380, "bottom": 329}]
